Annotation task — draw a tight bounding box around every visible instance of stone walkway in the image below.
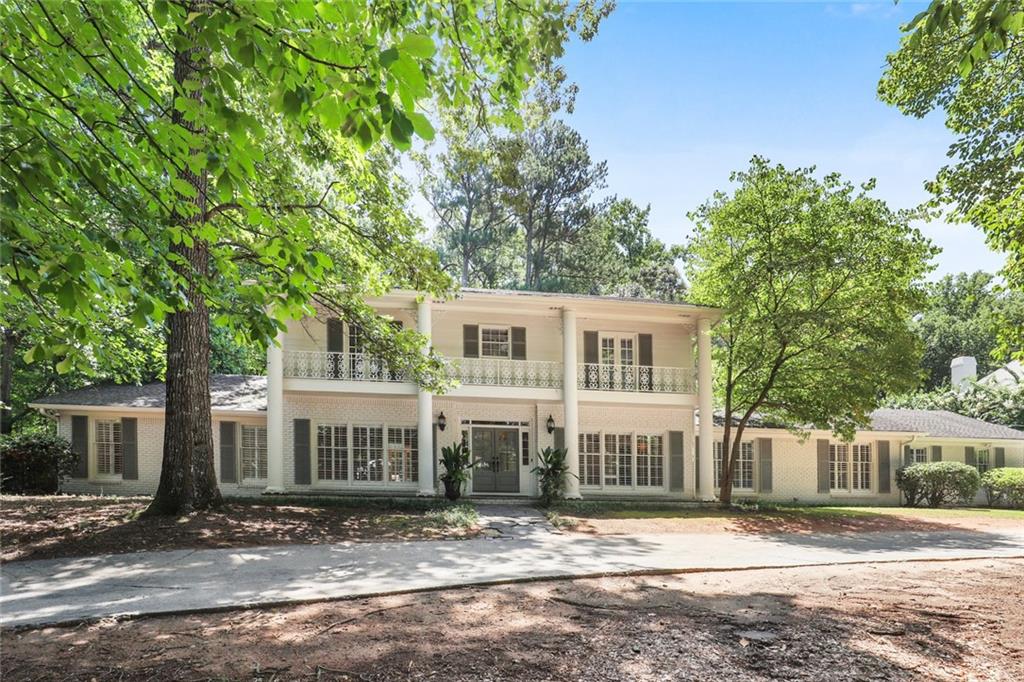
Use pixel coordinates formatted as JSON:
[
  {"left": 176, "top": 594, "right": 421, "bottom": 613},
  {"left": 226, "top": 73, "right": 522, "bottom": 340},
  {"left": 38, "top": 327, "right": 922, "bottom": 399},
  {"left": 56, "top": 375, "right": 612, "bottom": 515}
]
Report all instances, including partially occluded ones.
[
  {"left": 3, "top": 525, "right": 1023, "bottom": 629},
  {"left": 475, "top": 504, "right": 558, "bottom": 539}
]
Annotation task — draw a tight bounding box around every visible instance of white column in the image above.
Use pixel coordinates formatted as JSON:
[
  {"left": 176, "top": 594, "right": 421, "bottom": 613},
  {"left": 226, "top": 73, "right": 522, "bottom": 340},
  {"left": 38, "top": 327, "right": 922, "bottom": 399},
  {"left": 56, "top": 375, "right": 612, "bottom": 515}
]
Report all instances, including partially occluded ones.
[
  {"left": 697, "top": 317, "right": 715, "bottom": 501},
  {"left": 562, "top": 308, "right": 581, "bottom": 499},
  {"left": 417, "top": 297, "right": 435, "bottom": 495},
  {"left": 265, "top": 328, "right": 285, "bottom": 493}
]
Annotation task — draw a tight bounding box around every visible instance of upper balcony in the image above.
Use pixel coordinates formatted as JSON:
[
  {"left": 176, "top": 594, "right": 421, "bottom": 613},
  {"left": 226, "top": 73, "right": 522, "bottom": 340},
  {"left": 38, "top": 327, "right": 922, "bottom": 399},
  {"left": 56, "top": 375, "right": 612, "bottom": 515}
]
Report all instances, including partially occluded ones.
[
  {"left": 282, "top": 349, "right": 695, "bottom": 396},
  {"left": 278, "top": 289, "right": 714, "bottom": 401}
]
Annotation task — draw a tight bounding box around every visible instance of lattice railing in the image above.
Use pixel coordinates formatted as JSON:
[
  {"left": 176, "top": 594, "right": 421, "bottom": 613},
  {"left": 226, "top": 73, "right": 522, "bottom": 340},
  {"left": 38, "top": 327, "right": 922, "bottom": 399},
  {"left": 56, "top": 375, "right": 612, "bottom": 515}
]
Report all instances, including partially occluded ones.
[
  {"left": 283, "top": 351, "right": 407, "bottom": 383},
  {"left": 453, "top": 357, "right": 563, "bottom": 388},
  {"left": 577, "top": 363, "right": 696, "bottom": 394}
]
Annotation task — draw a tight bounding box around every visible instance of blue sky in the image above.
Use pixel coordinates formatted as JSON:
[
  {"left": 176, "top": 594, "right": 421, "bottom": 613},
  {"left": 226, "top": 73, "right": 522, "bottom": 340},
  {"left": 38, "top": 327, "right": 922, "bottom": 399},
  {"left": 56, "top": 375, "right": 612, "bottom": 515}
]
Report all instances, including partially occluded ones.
[{"left": 554, "top": 0, "right": 1004, "bottom": 279}]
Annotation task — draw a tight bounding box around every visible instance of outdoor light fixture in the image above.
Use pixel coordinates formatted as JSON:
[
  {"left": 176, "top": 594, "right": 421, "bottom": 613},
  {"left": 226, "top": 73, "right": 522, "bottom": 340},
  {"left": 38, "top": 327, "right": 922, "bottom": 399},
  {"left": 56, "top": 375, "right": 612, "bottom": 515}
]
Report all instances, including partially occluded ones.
[
  {"left": 546, "top": 414, "right": 555, "bottom": 434},
  {"left": 438, "top": 412, "right": 447, "bottom": 431}
]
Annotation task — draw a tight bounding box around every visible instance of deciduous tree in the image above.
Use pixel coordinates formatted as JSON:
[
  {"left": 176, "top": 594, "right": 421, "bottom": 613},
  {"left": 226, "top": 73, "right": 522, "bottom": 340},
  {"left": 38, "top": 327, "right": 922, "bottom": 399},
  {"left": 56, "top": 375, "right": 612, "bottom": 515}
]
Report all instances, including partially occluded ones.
[
  {"left": 686, "top": 158, "right": 937, "bottom": 505},
  {"left": 1, "top": 0, "right": 609, "bottom": 513}
]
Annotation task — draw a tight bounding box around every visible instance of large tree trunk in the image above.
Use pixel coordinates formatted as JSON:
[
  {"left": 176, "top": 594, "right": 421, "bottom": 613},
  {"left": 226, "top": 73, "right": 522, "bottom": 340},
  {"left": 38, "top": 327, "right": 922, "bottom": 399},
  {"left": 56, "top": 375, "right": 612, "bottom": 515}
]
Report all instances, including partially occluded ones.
[
  {"left": 0, "top": 328, "right": 15, "bottom": 435},
  {"left": 147, "top": 10, "right": 221, "bottom": 515}
]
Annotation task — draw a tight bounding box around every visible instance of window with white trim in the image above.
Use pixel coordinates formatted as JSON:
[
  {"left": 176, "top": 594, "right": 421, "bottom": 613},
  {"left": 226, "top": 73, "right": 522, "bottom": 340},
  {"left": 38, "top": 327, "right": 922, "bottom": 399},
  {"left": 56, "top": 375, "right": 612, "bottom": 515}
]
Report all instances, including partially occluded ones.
[
  {"left": 240, "top": 425, "right": 268, "bottom": 480},
  {"left": 387, "top": 427, "right": 418, "bottom": 483},
  {"left": 95, "top": 420, "right": 123, "bottom": 476},
  {"left": 317, "top": 424, "right": 348, "bottom": 481},
  {"left": 829, "top": 443, "right": 849, "bottom": 492},
  {"left": 713, "top": 441, "right": 753, "bottom": 489},
  {"left": 636, "top": 435, "right": 664, "bottom": 487},
  {"left": 909, "top": 447, "right": 928, "bottom": 464},
  {"left": 603, "top": 433, "right": 633, "bottom": 486},
  {"left": 480, "top": 327, "right": 511, "bottom": 358},
  {"left": 976, "top": 449, "right": 990, "bottom": 474},
  {"left": 579, "top": 433, "right": 602, "bottom": 486},
  {"left": 852, "top": 443, "right": 872, "bottom": 491},
  {"left": 353, "top": 425, "right": 384, "bottom": 482}
]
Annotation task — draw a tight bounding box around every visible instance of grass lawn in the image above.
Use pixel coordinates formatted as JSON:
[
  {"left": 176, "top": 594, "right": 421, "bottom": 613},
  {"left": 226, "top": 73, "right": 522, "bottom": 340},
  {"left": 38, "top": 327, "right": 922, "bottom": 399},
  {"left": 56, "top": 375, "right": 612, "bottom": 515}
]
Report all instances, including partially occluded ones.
[
  {"left": 0, "top": 494, "right": 480, "bottom": 563},
  {"left": 547, "top": 501, "right": 1024, "bottom": 535}
]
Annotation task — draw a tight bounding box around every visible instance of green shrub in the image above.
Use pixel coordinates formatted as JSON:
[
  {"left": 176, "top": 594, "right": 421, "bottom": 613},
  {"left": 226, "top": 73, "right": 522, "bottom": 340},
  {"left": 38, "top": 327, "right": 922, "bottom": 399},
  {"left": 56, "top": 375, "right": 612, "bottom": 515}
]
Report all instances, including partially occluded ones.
[
  {"left": 531, "top": 447, "right": 575, "bottom": 507},
  {"left": 0, "top": 432, "right": 79, "bottom": 494},
  {"left": 896, "top": 461, "right": 980, "bottom": 508},
  {"left": 981, "top": 468, "right": 1024, "bottom": 509}
]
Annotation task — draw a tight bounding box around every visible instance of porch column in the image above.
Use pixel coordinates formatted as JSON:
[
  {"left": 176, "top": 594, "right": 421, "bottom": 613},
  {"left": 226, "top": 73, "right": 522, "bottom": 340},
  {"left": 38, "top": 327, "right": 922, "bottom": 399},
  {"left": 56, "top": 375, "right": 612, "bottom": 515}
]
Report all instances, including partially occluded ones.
[
  {"left": 562, "top": 307, "right": 581, "bottom": 499},
  {"left": 697, "top": 317, "right": 715, "bottom": 501},
  {"left": 417, "top": 297, "right": 435, "bottom": 495},
  {"left": 265, "top": 327, "right": 285, "bottom": 493}
]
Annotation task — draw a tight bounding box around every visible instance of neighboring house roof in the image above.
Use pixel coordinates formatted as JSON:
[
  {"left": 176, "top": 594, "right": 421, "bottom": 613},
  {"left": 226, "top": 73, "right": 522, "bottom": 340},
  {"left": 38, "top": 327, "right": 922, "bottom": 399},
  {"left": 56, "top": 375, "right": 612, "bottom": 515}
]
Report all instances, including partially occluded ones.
[
  {"left": 980, "top": 360, "right": 1023, "bottom": 388},
  {"left": 867, "top": 408, "right": 1024, "bottom": 441},
  {"left": 30, "top": 374, "right": 267, "bottom": 412},
  {"left": 698, "top": 408, "right": 1024, "bottom": 441}
]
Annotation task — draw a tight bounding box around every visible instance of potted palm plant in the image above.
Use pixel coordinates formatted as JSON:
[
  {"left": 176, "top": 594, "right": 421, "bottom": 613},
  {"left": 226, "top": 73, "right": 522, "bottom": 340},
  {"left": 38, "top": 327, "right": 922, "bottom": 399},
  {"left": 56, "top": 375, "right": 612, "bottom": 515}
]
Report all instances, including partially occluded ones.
[
  {"left": 439, "top": 442, "right": 479, "bottom": 501},
  {"left": 531, "top": 446, "right": 575, "bottom": 507}
]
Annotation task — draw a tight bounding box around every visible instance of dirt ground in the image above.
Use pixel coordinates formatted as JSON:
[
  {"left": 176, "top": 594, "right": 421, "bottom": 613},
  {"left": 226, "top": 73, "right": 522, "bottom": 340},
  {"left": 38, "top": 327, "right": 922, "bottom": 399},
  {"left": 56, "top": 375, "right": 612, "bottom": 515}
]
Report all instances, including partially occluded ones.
[
  {"left": 0, "top": 495, "right": 479, "bottom": 563},
  {"left": 554, "top": 505, "right": 1024, "bottom": 536},
  {"left": 3, "top": 558, "right": 1021, "bottom": 681}
]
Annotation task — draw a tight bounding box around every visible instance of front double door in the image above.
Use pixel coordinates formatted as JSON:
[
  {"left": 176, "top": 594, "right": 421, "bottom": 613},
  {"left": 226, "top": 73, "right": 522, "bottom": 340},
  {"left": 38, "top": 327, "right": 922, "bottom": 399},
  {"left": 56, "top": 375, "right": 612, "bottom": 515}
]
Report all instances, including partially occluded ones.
[{"left": 472, "top": 427, "right": 520, "bottom": 493}]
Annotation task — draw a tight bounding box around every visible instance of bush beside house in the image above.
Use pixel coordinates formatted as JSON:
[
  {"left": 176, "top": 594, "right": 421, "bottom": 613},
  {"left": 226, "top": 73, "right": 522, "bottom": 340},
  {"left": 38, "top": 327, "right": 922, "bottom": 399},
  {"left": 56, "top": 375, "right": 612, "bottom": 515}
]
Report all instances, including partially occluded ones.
[
  {"left": 981, "top": 468, "right": 1024, "bottom": 509},
  {"left": 896, "top": 462, "right": 981, "bottom": 508},
  {"left": 0, "top": 432, "right": 78, "bottom": 494}
]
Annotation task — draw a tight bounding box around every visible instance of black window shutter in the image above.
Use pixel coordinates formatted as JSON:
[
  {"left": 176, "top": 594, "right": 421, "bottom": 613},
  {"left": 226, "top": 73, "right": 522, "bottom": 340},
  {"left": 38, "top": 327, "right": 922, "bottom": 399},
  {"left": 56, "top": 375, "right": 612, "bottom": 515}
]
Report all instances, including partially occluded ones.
[
  {"left": 877, "top": 441, "right": 891, "bottom": 494},
  {"left": 463, "top": 324, "right": 479, "bottom": 358},
  {"left": 931, "top": 445, "right": 943, "bottom": 462},
  {"left": 668, "top": 431, "right": 685, "bottom": 492},
  {"left": 694, "top": 435, "right": 700, "bottom": 493},
  {"left": 904, "top": 444, "right": 913, "bottom": 466},
  {"left": 294, "top": 418, "right": 311, "bottom": 485},
  {"left": 757, "top": 437, "right": 772, "bottom": 493},
  {"left": 994, "top": 447, "right": 1005, "bottom": 468},
  {"left": 219, "top": 421, "right": 238, "bottom": 483},
  {"left": 122, "top": 418, "right": 138, "bottom": 480},
  {"left": 816, "top": 439, "right": 830, "bottom": 493},
  {"left": 71, "top": 415, "right": 89, "bottom": 478},
  {"left": 965, "top": 446, "right": 976, "bottom": 467},
  {"left": 327, "top": 318, "right": 344, "bottom": 353},
  {"left": 511, "top": 327, "right": 527, "bottom": 360},
  {"left": 638, "top": 334, "right": 653, "bottom": 366},
  {"left": 583, "top": 331, "right": 599, "bottom": 364}
]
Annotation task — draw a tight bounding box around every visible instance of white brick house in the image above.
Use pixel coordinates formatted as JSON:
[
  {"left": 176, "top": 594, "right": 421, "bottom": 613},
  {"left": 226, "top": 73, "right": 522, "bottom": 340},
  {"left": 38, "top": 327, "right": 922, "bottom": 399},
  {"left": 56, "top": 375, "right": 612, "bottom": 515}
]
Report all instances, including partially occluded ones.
[{"left": 30, "top": 289, "right": 1024, "bottom": 503}]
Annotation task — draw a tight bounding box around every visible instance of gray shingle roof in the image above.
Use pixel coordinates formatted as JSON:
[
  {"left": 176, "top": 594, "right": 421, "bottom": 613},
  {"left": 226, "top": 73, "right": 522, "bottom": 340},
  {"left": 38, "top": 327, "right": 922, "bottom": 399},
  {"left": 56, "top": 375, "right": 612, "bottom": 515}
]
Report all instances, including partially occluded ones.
[
  {"left": 867, "top": 409, "right": 1024, "bottom": 441},
  {"left": 31, "top": 374, "right": 267, "bottom": 412}
]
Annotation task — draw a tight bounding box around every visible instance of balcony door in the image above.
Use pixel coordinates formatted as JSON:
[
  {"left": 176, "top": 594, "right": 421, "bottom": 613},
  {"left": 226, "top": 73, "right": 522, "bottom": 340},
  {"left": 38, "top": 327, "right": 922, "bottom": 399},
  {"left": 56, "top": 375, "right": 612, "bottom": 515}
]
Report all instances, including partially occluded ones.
[
  {"left": 471, "top": 427, "right": 520, "bottom": 493},
  {"left": 599, "top": 333, "right": 637, "bottom": 390}
]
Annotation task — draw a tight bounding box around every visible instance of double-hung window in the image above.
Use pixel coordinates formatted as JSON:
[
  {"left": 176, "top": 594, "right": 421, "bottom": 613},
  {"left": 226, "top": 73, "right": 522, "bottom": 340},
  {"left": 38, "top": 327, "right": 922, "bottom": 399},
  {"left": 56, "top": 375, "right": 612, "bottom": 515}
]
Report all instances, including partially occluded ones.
[
  {"left": 95, "top": 420, "right": 123, "bottom": 476},
  {"left": 387, "top": 427, "right": 419, "bottom": 483},
  {"left": 831, "top": 443, "right": 872, "bottom": 493},
  {"left": 976, "top": 449, "right": 990, "bottom": 474},
  {"left": 240, "top": 425, "right": 268, "bottom": 481},
  {"left": 603, "top": 433, "right": 633, "bottom": 486},
  {"left": 852, "top": 444, "right": 872, "bottom": 491},
  {"left": 636, "top": 435, "right": 664, "bottom": 487},
  {"left": 317, "top": 424, "right": 348, "bottom": 481},
  {"left": 713, "top": 441, "right": 753, "bottom": 489},
  {"left": 480, "top": 327, "right": 511, "bottom": 358},
  {"left": 909, "top": 447, "right": 928, "bottom": 464},
  {"left": 579, "top": 433, "right": 602, "bottom": 486},
  {"left": 829, "top": 443, "right": 849, "bottom": 492},
  {"left": 353, "top": 425, "right": 385, "bottom": 482}
]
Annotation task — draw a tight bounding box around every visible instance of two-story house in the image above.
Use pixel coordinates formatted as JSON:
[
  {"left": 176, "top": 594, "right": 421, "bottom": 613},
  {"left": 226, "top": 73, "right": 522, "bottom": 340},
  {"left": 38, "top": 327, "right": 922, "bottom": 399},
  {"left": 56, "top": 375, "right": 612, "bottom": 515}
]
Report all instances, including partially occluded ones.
[{"left": 30, "top": 289, "right": 1024, "bottom": 503}]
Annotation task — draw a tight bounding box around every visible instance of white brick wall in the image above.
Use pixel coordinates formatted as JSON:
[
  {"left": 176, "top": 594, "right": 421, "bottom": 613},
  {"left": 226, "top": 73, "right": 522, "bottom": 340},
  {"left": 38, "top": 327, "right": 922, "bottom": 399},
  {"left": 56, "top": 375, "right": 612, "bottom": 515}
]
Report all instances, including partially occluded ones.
[{"left": 52, "top": 404, "right": 1024, "bottom": 505}]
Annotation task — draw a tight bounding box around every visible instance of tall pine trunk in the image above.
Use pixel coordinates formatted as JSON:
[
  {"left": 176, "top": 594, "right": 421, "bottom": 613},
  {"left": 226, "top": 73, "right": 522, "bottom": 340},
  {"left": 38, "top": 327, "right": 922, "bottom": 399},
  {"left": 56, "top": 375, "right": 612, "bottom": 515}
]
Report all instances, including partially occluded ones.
[
  {"left": 147, "top": 9, "right": 221, "bottom": 515},
  {"left": 1, "top": 328, "right": 15, "bottom": 435}
]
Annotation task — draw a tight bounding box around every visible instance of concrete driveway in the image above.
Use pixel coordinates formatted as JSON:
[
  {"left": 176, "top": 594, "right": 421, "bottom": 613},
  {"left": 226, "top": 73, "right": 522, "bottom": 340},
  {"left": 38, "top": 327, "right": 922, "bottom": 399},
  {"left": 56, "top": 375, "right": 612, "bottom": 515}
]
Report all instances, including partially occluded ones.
[{"left": 4, "top": 524, "right": 1024, "bottom": 628}]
